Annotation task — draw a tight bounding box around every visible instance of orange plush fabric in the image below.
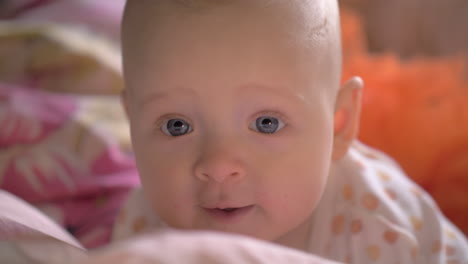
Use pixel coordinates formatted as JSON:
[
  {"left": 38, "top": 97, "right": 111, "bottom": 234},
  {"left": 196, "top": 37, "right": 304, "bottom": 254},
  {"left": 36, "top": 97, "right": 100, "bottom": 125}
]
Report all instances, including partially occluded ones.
[{"left": 340, "top": 8, "right": 468, "bottom": 234}]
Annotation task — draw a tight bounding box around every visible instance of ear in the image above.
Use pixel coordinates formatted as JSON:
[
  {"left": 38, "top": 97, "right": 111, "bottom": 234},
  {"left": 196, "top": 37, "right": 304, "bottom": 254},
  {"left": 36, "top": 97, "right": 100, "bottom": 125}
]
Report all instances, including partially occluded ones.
[{"left": 332, "top": 76, "right": 363, "bottom": 160}]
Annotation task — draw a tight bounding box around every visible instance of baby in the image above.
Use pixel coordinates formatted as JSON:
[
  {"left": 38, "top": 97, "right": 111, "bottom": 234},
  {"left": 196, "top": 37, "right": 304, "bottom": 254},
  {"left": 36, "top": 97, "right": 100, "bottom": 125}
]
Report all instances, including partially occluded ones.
[{"left": 117, "top": 0, "right": 468, "bottom": 263}]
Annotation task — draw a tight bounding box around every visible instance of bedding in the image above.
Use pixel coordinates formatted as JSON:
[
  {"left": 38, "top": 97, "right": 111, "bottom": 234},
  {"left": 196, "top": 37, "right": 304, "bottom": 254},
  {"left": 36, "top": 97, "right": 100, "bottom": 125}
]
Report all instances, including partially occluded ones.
[
  {"left": 0, "top": 0, "right": 125, "bottom": 43},
  {"left": 0, "top": 189, "right": 342, "bottom": 264},
  {"left": 0, "top": 22, "right": 138, "bottom": 249},
  {"left": 0, "top": 4, "right": 467, "bottom": 263}
]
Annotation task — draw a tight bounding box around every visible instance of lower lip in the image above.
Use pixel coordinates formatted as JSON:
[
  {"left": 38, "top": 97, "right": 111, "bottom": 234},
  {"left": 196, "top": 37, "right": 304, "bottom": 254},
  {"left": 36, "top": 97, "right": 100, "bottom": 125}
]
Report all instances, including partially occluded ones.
[{"left": 203, "top": 205, "right": 255, "bottom": 222}]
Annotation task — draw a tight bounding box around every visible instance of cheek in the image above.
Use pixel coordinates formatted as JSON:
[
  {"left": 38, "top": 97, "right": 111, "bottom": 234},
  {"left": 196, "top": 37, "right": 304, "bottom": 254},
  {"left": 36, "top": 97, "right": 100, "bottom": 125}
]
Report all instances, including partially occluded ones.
[
  {"left": 138, "top": 154, "right": 193, "bottom": 195},
  {"left": 261, "top": 153, "right": 329, "bottom": 200},
  {"left": 136, "top": 152, "right": 196, "bottom": 227},
  {"left": 130, "top": 123, "right": 192, "bottom": 184},
  {"left": 256, "top": 130, "right": 332, "bottom": 209},
  {"left": 131, "top": 137, "right": 196, "bottom": 208}
]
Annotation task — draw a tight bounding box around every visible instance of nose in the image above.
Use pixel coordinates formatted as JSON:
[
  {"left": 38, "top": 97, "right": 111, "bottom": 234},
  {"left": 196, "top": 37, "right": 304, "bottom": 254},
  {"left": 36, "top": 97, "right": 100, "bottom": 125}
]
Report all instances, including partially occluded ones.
[{"left": 194, "top": 142, "right": 246, "bottom": 184}]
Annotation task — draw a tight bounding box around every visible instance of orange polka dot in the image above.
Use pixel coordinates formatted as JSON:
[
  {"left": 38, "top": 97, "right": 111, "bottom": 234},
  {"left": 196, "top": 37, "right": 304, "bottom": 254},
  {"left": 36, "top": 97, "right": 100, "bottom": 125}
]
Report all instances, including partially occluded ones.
[
  {"left": 364, "top": 151, "right": 379, "bottom": 160},
  {"left": 378, "top": 171, "right": 391, "bottom": 182},
  {"left": 331, "top": 214, "right": 345, "bottom": 235},
  {"left": 410, "top": 216, "right": 423, "bottom": 231},
  {"left": 384, "top": 188, "right": 397, "bottom": 200},
  {"left": 351, "top": 219, "right": 363, "bottom": 234},
  {"left": 446, "top": 245, "right": 456, "bottom": 256},
  {"left": 342, "top": 184, "right": 354, "bottom": 201},
  {"left": 446, "top": 228, "right": 457, "bottom": 239},
  {"left": 366, "top": 245, "right": 380, "bottom": 261},
  {"left": 432, "top": 240, "right": 442, "bottom": 253},
  {"left": 361, "top": 193, "right": 379, "bottom": 211},
  {"left": 384, "top": 230, "right": 399, "bottom": 244},
  {"left": 132, "top": 217, "right": 147, "bottom": 233},
  {"left": 410, "top": 187, "right": 423, "bottom": 197}
]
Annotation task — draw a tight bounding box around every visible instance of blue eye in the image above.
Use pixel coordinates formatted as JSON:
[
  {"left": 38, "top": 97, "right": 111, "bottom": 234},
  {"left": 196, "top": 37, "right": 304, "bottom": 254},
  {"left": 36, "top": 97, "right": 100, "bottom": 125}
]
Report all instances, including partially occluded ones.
[
  {"left": 250, "top": 116, "right": 285, "bottom": 134},
  {"left": 161, "top": 119, "right": 193, "bottom": 136}
]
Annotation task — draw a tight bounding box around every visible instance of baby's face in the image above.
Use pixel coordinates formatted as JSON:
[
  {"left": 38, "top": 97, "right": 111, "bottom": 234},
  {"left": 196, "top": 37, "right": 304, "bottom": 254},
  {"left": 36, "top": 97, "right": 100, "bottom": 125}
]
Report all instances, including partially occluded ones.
[{"left": 123, "top": 0, "right": 343, "bottom": 249}]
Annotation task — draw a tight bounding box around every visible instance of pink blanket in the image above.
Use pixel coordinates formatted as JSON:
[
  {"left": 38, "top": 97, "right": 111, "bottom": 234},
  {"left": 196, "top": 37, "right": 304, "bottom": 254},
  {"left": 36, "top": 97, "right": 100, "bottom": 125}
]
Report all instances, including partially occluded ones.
[
  {"left": 1, "top": 0, "right": 126, "bottom": 43},
  {"left": 0, "top": 83, "right": 140, "bottom": 248}
]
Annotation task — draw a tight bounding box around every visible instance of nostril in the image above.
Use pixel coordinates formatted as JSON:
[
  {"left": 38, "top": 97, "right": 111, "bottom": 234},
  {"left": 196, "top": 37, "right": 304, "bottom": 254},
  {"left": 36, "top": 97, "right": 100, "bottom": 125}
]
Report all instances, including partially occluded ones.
[
  {"left": 197, "top": 171, "right": 242, "bottom": 183},
  {"left": 194, "top": 157, "right": 245, "bottom": 183},
  {"left": 201, "top": 173, "right": 210, "bottom": 181}
]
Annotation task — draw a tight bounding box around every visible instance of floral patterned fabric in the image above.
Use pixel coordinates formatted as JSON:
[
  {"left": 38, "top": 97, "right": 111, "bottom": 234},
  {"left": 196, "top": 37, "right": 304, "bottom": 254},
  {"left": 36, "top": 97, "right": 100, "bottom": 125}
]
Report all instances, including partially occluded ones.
[
  {"left": 0, "top": 82, "right": 139, "bottom": 248},
  {"left": 0, "top": 22, "right": 139, "bottom": 249}
]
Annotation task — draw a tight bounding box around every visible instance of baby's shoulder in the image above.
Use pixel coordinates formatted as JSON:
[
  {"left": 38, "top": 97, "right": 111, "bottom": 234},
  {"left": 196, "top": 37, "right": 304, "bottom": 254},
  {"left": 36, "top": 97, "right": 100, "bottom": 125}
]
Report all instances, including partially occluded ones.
[
  {"left": 331, "top": 141, "right": 456, "bottom": 232},
  {"left": 335, "top": 141, "right": 431, "bottom": 225},
  {"left": 312, "top": 141, "right": 468, "bottom": 262}
]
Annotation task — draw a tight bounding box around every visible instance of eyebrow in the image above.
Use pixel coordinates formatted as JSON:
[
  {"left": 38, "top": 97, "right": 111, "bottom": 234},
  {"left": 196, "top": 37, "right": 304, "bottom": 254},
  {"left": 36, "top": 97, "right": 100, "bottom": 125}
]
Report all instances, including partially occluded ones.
[
  {"left": 138, "top": 86, "right": 198, "bottom": 108},
  {"left": 137, "top": 83, "right": 309, "bottom": 108},
  {"left": 236, "top": 83, "right": 309, "bottom": 106}
]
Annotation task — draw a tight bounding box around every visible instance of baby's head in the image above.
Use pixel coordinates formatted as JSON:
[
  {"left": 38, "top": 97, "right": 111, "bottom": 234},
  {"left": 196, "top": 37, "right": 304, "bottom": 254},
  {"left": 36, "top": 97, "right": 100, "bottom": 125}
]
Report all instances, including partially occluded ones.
[{"left": 121, "top": 0, "right": 362, "bottom": 250}]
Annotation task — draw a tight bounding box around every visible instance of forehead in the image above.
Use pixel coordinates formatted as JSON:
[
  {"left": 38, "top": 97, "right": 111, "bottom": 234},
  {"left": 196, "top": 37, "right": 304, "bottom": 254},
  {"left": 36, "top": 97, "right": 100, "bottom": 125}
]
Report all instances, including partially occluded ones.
[
  {"left": 123, "top": 0, "right": 337, "bottom": 53},
  {"left": 122, "top": 0, "right": 341, "bottom": 98}
]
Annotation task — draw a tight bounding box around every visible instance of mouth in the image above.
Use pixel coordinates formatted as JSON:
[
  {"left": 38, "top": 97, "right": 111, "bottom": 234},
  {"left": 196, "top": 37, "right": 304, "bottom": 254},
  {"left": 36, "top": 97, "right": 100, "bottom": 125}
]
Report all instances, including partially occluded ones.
[
  {"left": 219, "top": 208, "right": 238, "bottom": 213},
  {"left": 203, "top": 205, "right": 255, "bottom": 222}
]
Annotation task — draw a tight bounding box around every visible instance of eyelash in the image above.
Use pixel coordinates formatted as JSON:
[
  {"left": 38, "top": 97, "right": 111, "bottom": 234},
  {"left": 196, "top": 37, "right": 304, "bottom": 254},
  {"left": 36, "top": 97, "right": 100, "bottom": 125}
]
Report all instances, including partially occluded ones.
[
  {"left": 250, "top": 111, "right": 289, "bottom": 125},
  {"left": 155, "top": 114, "right": 192, "bottom": 129}
]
